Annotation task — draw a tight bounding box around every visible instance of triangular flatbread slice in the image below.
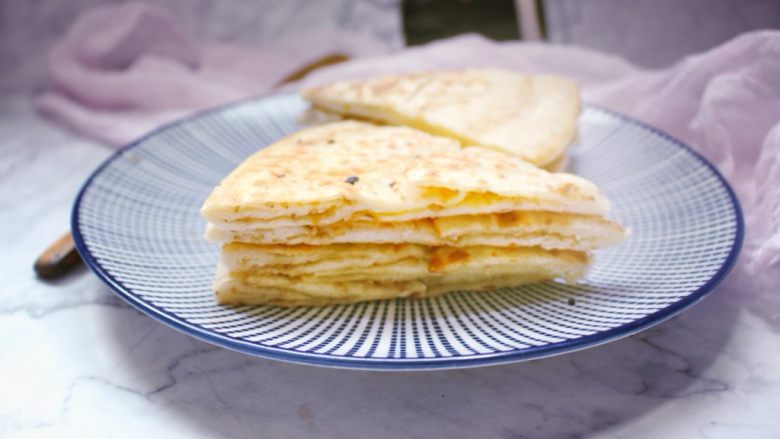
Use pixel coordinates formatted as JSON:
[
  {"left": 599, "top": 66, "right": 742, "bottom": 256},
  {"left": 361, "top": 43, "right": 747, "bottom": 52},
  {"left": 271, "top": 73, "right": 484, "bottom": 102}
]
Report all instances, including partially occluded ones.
[
  {"left": 301, "top": 69, "right": 580, "bottom": 168},
  {"left": 201, "top": 121, "right": 624, "bottom": 306},
  {"left": 201, "top": 121, "right": 608, "bottom": 227}
]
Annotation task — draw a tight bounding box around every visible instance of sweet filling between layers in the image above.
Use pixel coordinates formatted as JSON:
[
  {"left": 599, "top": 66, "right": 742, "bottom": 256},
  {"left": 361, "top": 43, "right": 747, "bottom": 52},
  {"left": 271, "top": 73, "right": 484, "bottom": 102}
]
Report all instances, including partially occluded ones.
[
  {"left": 206, "top": 210, "right": 625, "bottom": 252},
  {"left": 215, "top": 244, "right": 589, "bottom": 307}
]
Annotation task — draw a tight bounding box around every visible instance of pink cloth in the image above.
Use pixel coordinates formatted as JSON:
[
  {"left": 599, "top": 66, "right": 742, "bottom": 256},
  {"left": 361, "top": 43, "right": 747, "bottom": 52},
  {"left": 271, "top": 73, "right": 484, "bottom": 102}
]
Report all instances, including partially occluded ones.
[
  {"left": 35, "top": 3, "right": 392, "bottom": 146},
  {"left": 38, "top": 4, "right": 780, "bottom": 326}
]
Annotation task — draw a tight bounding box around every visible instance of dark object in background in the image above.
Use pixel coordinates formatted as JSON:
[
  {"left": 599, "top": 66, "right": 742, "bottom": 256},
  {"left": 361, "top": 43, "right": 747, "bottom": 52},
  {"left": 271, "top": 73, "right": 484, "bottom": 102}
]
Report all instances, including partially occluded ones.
[{"left": 403, "top": 0, "right": 522, "bottom": 45}]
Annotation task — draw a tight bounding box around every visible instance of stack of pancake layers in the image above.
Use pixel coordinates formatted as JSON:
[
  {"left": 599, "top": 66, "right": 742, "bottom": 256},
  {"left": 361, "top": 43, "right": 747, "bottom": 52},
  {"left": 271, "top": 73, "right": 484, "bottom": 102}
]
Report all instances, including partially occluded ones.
[{"left": 201, "top": 118, "right": 625, "bottom": 307}]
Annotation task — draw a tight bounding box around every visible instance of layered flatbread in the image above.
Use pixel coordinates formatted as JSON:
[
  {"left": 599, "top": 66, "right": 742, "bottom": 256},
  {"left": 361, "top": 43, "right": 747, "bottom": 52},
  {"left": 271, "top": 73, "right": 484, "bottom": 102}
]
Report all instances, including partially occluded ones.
[{"left": 201, "top": 121, "right": 624, "bottom": 306}]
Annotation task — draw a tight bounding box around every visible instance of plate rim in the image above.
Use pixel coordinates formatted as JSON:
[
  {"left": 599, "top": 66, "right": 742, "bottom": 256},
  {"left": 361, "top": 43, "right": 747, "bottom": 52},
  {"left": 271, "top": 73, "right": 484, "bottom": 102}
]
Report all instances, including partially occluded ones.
[{"left": 71, "top": 92, "right": 744, "bottom": 370}]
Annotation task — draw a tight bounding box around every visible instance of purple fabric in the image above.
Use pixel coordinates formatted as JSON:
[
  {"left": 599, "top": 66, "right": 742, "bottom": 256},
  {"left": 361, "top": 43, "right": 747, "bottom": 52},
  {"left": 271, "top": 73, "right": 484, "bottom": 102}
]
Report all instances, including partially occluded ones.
[
  {"left": 37, "top": 4, "right": 780, "bottom": 327},
  {"left": 35, "top": 3, "right": 392, "bottom": 146}
]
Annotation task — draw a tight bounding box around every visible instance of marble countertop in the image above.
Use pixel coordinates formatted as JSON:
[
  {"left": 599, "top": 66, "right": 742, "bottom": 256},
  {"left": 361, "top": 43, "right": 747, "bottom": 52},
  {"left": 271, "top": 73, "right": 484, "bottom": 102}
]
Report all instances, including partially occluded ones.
[{"left": 2, "top": 94, "right": 779, "bottom": 439}]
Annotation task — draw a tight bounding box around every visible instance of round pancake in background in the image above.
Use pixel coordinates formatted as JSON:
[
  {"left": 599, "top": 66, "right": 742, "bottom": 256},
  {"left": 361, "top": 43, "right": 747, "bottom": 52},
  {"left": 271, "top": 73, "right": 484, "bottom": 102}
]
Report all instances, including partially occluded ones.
[{"left": 71, "top": 93, "right": 742, "bottom": 370}]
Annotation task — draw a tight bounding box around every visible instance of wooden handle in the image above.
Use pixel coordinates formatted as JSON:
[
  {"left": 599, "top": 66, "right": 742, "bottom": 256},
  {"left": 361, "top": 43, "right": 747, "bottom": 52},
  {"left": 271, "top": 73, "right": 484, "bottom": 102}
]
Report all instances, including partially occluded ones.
[
  {"left": 34, "top": 232, "right": 83, "bottom": 280},
  {"left": 276, "top": 53, "right": 350, "bottom": 86}
]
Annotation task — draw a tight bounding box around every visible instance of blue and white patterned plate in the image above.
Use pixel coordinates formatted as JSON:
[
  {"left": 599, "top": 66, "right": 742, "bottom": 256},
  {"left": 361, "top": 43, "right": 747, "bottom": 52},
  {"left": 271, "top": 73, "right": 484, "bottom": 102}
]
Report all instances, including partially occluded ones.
[{"left": 72, "top": 93, "right": 743, "bottom": 370}]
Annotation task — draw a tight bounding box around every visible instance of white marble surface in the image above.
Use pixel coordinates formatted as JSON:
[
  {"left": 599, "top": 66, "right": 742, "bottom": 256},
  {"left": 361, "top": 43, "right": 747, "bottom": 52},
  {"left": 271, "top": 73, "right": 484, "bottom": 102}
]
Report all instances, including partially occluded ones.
[{"left": 2, "top": 95, "right": 780, "bottom": 438}]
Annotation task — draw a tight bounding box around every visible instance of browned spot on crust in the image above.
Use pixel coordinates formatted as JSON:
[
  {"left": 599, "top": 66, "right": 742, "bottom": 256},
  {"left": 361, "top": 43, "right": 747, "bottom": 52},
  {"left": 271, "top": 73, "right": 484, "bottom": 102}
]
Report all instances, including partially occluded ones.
[
  {"left": 448, "top": 249, "right": 470, "bottom": 264},
  {"left": 428, "top": 252, "right": 445, "bottom": 273},
  {"left": 495, "top": 212, "right": 520, "bottom": 227},
  {"left": 428, "top": 248, "right": 469, "bottom": 273},
  {"left": 571, "top": 251, "right": 589, "bottom": 263},
  {"left": 558, "top": 182, "right": 577, "bottom": 196}
]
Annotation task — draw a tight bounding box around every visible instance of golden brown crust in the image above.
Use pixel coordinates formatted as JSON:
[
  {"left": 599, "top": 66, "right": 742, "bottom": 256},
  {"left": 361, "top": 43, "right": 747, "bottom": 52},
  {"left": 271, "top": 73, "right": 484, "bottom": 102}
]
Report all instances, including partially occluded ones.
[{"left": 200, "top": 121, "right": 609, "bottom": 227}]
